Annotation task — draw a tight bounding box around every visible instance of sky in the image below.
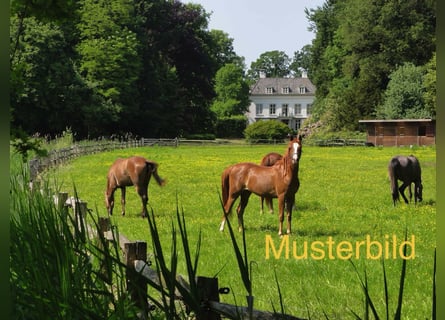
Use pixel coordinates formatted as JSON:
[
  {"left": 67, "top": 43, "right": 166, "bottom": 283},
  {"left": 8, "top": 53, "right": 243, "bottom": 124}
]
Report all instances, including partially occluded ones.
[{"left": 183, "top": 0, "right": 326, "bottom": 67}]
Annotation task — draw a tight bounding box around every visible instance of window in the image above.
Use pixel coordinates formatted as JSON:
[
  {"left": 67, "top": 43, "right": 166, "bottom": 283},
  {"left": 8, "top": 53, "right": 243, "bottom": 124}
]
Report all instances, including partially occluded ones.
[
  {"left": 255, "top": 104, "right": 263, "bottom": 115},
  {"left": 282, "top": 87, "right": 290, "bottom": 94},
  {"left": 307, "top": 104, "right": 312, "bottom": 115},
  {"left": 294, "top": 104, "right": 302, "bottom": 115},
  {"left": 295, "top": 119, "right": 303, "bottom": 131},
  {"left": 299, "top": 86, "right": 306, "bottom": 94},
  {"left": 266, "top": 87, "right": 274, "bottom": 94},
  {"left": 269, "top": 104, "right": 276, "bottom": 115},
  {"left": 282, "top": 104, "right": 288, "bottom": 116}
]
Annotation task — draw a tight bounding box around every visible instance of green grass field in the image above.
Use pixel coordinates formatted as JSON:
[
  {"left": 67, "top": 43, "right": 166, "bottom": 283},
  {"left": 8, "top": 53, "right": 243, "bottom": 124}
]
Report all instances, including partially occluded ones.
[{"left": 51, "top": 143, "right": 436, "bottom": 319}]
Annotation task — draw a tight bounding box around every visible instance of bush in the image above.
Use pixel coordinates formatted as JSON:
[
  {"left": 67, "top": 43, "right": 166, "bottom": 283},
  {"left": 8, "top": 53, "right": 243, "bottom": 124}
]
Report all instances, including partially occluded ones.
[
  {"left": 244, "top": 120, "right": 291, "bottom": 142},
  {"left": 215, "top": 116, "right": 247, "bottom": 138}
]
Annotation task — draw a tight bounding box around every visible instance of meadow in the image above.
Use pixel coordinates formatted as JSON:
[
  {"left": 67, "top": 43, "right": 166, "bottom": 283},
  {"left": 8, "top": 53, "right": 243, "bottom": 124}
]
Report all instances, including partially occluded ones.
[{"left": 50, "top": 143, "right": 436, "bottom": 319}]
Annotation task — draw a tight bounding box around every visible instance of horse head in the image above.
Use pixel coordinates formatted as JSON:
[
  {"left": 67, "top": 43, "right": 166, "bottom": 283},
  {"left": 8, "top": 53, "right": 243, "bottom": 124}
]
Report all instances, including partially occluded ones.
[{"left": 288, "top": 135, "right": 302, "bottom": 164}]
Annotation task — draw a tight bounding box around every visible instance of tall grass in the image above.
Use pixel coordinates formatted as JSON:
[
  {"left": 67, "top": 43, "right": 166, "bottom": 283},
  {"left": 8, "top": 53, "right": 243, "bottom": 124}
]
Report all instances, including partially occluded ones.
[{"left": 10, "top": 154, "right": 140, "bottom": 319}]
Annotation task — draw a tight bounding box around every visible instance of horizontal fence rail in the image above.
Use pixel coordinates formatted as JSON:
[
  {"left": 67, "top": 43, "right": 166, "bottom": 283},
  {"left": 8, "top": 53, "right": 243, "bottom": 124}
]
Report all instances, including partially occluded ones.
[
  {"left": 28, "top": 137, "right": 367, "bottom": 182},
  {"left": 312, "top": 138, "right": 367, "bottom": 147}
]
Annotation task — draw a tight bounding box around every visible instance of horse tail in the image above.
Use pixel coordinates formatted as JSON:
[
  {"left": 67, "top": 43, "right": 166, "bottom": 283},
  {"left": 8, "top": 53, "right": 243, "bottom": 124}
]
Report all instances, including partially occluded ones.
[
  {"left": 146, "top": 161, "right": 166, "bottom": 186},
  {"left": 388, "top": 158, "right": 399, "bottom": 204},
  {"left": 221, "top": 167, "right": 231, "bottom": 209}
]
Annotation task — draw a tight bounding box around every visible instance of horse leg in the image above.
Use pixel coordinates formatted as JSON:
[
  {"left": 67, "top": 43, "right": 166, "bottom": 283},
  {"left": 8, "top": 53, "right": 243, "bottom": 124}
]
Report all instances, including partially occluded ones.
[
  {"left": 277, "top": 196, "right": 285, "bottom": 236},
  {"left": 260, "top": 196, "right": 265, "bottom": 214},
  {"left": 136, "top": 186, "right": 148, "bottom": 218},
  {"left": 121, "top": 187, "right": 126, "bottom": 216},
  {"left": 267, "top": 197, "right": 274, "bottom": 214},
  {"left": 220, "top": 194, "right": 237, "bottom": 231},
  {"left": 399, "top": 182, "right": 410, "bottom": 204},
  {"left": 285, "top": 195, "right": 295, "bottom": 235},
  {"left": 236, "top": 191, "right": 251, "bottom": 232}
]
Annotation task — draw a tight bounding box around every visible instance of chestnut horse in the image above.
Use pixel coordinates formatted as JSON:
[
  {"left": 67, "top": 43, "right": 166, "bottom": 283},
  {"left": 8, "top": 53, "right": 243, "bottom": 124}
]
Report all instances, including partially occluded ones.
[
  {"left": 105, "top": 156, "right": 166, "bottom": 217},
  {"left": 219, "top": 137, "right": 302, "bottom": 236},
  {"left": 388, "top": 155, "right": 422, "bottom": 206},
  {"left": 259, "top": 152, "right": 283, "bottom": 214}
]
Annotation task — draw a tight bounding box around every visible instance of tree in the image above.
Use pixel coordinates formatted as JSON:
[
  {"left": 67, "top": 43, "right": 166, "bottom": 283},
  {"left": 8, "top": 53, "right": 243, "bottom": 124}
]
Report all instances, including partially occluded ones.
[
  {"left": 10, "top": 15, "right": 90, "bottom": 136},
  {"left": 306, "top": 0, "right": 435, "bottom": 131},
  {"left": 289, "top": 45, "right": 312, "bottom": 77},
  {"left": 136, "top": 1, "right": 219, "bottom": 136},
  {"left": 209, "top": 29, "right": 244, "bottom": 68},
  {"left": 247, "top": 50, "right": 291, "bottom": 81},
  {"left": 211, "top": 63, "right": 250, "bottom": 118},
  {"left": 376, "top": 63, "right": 430, "bottom": 119},
  {"left": 76, "top": 0, "right": 142, "bottom": 135},
  {"left": 422, "top": 52, "right": 436, "bottom": 119}
]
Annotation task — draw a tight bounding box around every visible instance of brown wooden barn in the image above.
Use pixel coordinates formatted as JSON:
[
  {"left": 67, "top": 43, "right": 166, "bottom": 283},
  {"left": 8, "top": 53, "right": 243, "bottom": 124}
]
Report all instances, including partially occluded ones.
[{"left": 359, "top": 119, "right": 436, "bottom": 147}]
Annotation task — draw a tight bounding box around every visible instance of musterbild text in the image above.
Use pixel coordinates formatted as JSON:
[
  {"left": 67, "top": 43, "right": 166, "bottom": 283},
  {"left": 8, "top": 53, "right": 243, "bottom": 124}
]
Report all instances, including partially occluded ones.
[{"left": 265, "top": 234, "right": 415, "bottom": 260}]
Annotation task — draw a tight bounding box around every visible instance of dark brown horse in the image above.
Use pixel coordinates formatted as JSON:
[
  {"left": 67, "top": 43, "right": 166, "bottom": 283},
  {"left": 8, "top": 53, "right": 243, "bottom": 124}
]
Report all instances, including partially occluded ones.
[
  {"left": 105, "top": 156, "right": 166, "bottom": 217},
  {"left": 388, "top": 155, "right": 422, "bottom": 206},
  {"left": 219, "top": 137, "right": 302, "bottom": 236},
  {"left": 259, "top": 152, "right": 283, "bottom": 214}
]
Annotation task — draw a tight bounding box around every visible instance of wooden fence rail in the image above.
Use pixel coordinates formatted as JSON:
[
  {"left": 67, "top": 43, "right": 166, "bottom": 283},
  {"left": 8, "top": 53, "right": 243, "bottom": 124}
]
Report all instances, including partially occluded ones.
[{"left": 28, "top": 138, "right": 179, "bottom": 182}]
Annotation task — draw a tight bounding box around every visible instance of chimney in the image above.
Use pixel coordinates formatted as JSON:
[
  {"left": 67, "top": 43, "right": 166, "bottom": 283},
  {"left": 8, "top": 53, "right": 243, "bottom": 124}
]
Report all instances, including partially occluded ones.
[
  {"left": 259, "top": 71, "right": 266, "bottom": 78},
  {"left": 301, "top": 69, "right": 308, "bottom": 78}
]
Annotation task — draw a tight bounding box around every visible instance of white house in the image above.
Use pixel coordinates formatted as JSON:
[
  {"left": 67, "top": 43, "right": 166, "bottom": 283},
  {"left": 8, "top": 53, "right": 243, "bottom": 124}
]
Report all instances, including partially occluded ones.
[{"left": 247, "top": 71, "right": 316, "bottom": 131}]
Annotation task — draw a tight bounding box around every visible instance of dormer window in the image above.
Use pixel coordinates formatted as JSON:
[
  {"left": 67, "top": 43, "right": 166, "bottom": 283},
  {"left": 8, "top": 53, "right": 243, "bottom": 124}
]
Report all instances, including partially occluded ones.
[
  {"left": 265, "top": 87, "right": 274, "bottom": 94},
  {"left": 299, "top": 86, "right": 306, "bottom": 94},
  {"left": 282, "top": 87, "right": 290, "bottom": 94}
]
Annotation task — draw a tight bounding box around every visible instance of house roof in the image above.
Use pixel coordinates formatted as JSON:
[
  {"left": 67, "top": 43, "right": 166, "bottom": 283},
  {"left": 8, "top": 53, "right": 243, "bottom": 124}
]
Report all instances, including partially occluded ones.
[
  {"left": 359, "top": 119, "right": 434, "bottom": 123},
  {"left": 250, "top": 77, "right": 316, "bottom": 95}
]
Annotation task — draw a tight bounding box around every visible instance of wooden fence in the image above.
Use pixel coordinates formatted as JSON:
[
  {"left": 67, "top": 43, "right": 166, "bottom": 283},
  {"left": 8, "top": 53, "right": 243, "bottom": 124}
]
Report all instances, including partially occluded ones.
[
  {"left": 28, "top": 138, "right": 179, "bottom": 182},
  {"left": 312, "top": 138, "right": 367, "bottom": 147}
]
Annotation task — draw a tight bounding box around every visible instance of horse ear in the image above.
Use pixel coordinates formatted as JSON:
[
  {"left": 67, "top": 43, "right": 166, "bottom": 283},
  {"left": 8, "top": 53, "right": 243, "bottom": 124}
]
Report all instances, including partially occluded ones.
[
  {"left": 298, "top": 134, "right": 303, "bottom": 141},
  {"left": 287, "top": 133, "right": 294, "bottom": 141}
]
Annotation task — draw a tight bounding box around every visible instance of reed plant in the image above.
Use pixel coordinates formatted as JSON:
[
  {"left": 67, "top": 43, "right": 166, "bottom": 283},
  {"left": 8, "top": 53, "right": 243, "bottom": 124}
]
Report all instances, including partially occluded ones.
[{"left": 10, "top": 158, "right": 139, "bottom": 319}]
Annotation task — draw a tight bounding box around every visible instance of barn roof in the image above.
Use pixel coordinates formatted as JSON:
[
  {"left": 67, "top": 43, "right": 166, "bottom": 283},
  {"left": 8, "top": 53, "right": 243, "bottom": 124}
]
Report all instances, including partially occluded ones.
[{"left": 359, "top": 119, "right": 434, "bottom": 123}]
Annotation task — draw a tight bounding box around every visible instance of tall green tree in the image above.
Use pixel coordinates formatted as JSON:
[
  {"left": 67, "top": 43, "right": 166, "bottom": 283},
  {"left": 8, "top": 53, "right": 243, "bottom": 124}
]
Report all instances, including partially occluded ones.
[
  {"left": 306, "top": 0, "right": 435, "bottom": 131},
  {"left": 211, "top": 63, "right": 250, "bottom": 118},
  {"left": 209, "top": 29, "right": 244, "bottom": 69},
  {"left": 422, "top": 52, "right": 436, "bottom": 119},
  {"left": 289, "top": 45, "right": 312, "bottom": 77},
  {"left": 247, "top": 50, "right": 291, "bottom": 81},
  {"left": 76, "top": 0, "right": 142, "bottom": 135},
  {"left": 305, "top": 0, "right": 340, "bottom": 99},
  {"left": 376, "top": 63, "right": 430, "bottom": 119},
  {"left": 10, "top": 15, "right": 90, "bottom": 136},
  {"left": 135, "top": 1, "right": 220, "bottom": 136}
]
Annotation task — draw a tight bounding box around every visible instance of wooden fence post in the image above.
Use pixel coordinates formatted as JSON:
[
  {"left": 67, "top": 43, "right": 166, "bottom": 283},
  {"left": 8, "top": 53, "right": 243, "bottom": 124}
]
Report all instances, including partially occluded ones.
[
  {"left": 196, "top": 276, "right": 221, "bottom": 320},
  {"left": 98, "top": 217, "right": 112, "bottom": 284},
  {"left": 57, "top": 192, "right": 68, "bottom": 215},
  {"left": 124, "top": 241, "right": 149, "bottom": 317}
]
